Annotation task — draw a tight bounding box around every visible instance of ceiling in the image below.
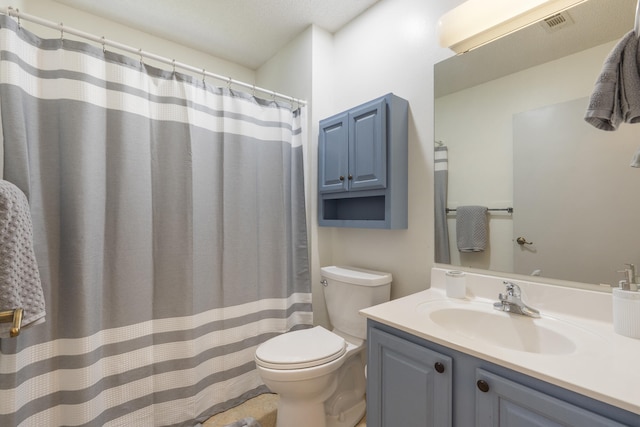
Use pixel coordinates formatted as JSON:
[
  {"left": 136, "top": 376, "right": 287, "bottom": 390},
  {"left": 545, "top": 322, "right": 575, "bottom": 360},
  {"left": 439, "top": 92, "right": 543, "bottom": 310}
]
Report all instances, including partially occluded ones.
[
  {"left": 435, "top": 0, "right": 636, "bottom": 97},
  {"left": 54, "top": 0, "right": 381, "bottom": 70}
]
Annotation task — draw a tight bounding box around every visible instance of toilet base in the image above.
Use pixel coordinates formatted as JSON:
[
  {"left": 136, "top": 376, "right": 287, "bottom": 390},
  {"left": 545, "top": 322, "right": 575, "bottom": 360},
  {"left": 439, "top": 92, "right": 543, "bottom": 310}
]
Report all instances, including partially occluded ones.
[
  {"left": 324, "top": 352, "right": 366, "bottom": 427},
  {"left": 326, "top": 399, "right": 365, "bottom": 427},
  {"left": 257, "top": 331, "right": 369, "bottom": 427},
  {"left": 275, "top": 396, "right": 365, "bottom": 427},
  {"left": 276, "top": 397, "right": 328, "bottom": 427}
]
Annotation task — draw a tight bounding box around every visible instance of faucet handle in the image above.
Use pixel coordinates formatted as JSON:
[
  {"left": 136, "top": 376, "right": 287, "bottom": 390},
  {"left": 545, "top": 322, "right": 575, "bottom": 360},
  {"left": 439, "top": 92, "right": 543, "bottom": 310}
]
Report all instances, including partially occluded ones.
[
  {"left": 625, "top": 263, "right": 637, "bottom": 283},
  {"left": 503, "top": 281, "right": 521, "bottom": 298},
  {"left": 618, "top": 266, "right": 636, "bottom": 290}
]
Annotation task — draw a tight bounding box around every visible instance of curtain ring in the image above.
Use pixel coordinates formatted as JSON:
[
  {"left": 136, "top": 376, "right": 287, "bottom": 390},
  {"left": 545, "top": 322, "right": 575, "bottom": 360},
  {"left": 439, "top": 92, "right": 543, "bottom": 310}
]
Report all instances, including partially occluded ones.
[
  {"left": 172, "top": 59, "right": 176, "bottom": 73},
  {"left": 101, "top": 36, "right": 106, "bottom": 53},
  {"left": 202, "top": 69, "right": 206, "bottom": 85},
  {"left": 15, "top": 9, "right": 21, "bottom": 29},
  {"left": 271, "top": 91, "right": 277, "bottom": 100},
  {"left": 252, "top": 85, "right": 256, "bottom": 96},
  {"left": 59, "top": 22, "right": 64, "bottom": 40},
  {"left": 226, "top": 77, "right": 232, "bottom": 89},
  {"left": 139, "top": 48, "right": 143, "bottom": 65}
]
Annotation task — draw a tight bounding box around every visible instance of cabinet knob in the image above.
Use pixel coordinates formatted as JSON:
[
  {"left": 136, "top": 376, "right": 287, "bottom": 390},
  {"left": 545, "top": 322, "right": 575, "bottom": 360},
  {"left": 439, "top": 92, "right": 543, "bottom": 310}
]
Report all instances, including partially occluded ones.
[
  {"left": 348, "top": 174, "right": 353, "bottom": 180},
  {"left": 434, "top": 362, "right": 445, "bottom": 373},
  {"left": 339, "top": 175, "right": 345, "bottom": 181},
  {"left": 477, "top": 379, "right": 490, "bottom": 393}
]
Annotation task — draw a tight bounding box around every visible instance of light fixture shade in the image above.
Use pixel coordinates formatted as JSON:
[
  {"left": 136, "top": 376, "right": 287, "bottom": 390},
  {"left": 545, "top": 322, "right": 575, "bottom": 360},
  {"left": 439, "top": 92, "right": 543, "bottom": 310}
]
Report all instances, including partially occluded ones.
[{"left": 438, "top": 0, "right": 587, "bottom": 53}]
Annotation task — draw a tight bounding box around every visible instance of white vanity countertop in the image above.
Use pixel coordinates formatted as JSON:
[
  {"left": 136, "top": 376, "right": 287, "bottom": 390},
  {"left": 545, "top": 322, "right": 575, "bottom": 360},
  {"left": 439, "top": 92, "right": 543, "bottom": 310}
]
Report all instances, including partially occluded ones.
[{"left": 360, "top": 268, "right": 640, "bottom": 415}]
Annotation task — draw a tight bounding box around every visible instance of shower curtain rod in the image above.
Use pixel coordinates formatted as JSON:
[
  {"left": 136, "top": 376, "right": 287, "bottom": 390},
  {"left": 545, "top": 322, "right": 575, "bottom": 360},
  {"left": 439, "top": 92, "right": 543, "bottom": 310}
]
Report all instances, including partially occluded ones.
[{"left": 3, "top": 7, "right": 307, "bottom": 106}]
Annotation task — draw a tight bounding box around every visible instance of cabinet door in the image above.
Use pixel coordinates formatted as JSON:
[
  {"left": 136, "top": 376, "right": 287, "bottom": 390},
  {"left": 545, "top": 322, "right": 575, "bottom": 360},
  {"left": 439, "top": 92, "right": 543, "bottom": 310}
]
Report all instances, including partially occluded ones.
[
  {"left": 318, "top": 113, "right": 349, "bottom": 193},
  {"left": 348, "top": 98, "right": 387, "bottom": 191},
  {"left": 368, "top": 327, "right": 452, "bottom": 427},
  {"left": 475, "top": 370, "right": 627, "bottom": 427}
]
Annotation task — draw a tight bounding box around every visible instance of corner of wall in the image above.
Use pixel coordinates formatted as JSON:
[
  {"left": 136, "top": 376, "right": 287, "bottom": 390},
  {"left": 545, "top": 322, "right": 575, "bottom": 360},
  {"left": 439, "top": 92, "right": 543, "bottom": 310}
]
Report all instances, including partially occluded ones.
[{"left": 256, "top": 24, "right": 336, "bottom": 329}]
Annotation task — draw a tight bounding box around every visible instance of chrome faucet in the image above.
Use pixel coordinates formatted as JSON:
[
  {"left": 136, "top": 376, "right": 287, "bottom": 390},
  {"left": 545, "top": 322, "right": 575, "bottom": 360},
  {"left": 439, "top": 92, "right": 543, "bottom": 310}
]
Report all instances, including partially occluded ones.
[{"left": 493, "top": 281, "right": 540, "bottom": 318}]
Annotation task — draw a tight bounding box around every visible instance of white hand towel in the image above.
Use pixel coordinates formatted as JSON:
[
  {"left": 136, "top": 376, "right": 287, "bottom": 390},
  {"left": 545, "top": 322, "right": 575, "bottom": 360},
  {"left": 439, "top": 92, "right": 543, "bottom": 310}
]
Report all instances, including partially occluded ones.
[
  {"left": 0, "top": 180, "right": 45, "bottom": 337},
  {"left": 456, "top": 206, "right": 488, "bottom": 252}
]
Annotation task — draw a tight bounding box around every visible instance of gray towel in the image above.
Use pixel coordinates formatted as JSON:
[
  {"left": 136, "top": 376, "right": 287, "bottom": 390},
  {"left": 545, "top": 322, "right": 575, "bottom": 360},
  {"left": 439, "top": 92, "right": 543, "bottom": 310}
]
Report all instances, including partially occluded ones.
[
  {"left": 0, "top": 180, "right": 45, "bottom": 337},
  {"left": 585, "top": 31, "right": 640, "bottom": 130},
  {"left": 456, "top": 206, "right": 488, "bottom": 252},
  {"left": 223, "top": 418, "right": 262, "bottom": 427}
]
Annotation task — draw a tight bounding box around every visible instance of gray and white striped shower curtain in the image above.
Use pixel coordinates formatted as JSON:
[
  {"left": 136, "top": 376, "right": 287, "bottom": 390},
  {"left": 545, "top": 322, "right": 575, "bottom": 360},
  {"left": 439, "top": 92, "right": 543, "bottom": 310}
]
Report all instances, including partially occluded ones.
[{"left": 0, "top": 14, "right": 311, "bottom": 426}]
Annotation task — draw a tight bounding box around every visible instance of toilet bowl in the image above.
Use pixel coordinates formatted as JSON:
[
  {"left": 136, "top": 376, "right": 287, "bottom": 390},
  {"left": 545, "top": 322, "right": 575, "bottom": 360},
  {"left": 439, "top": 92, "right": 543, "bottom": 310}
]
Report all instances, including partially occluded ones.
[{"left": 254, "top": 266, "right": 392, "bottom": 427}]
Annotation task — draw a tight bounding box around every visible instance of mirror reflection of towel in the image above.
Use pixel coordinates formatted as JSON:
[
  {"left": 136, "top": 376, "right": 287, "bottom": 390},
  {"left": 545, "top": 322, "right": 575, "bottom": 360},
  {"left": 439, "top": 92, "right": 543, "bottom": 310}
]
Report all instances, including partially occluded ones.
[
  {"left": 585, "top": 31, "right": 640, "bottom": 130},
  {"left": 585, "top": 31, "right": 640, "bottom": 168},
  {"left": 456, "top": 206, "right": 488, "bottom": 252}
]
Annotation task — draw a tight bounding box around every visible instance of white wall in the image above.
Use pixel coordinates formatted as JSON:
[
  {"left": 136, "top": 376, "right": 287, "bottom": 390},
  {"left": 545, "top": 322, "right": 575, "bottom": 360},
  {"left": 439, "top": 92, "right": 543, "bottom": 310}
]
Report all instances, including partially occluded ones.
[{"left": 316, "top": 0, "right": 463, "bottom": 302}]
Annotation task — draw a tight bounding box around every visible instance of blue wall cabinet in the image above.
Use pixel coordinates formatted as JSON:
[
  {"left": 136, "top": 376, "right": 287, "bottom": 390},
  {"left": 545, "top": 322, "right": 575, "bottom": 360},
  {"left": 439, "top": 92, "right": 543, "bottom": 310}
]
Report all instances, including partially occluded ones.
[
  {"left": 367, "top": 321, "right": 639, "bottom": 427},
  {"left": 367, "top": 327, "right": 452, "bottom": 427},
  {"left": 318, "top": 113, "right": 349, "bottom": 193},
  {"left": 318, "top": 93, "right": 408, "bottom": 229}
]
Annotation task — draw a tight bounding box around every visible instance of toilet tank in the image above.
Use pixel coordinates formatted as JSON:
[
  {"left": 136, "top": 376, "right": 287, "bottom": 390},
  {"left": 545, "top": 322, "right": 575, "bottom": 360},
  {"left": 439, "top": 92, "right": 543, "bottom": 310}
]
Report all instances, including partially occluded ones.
[{"left": 321, "top": 266, "right": 392, "bottom": 340}]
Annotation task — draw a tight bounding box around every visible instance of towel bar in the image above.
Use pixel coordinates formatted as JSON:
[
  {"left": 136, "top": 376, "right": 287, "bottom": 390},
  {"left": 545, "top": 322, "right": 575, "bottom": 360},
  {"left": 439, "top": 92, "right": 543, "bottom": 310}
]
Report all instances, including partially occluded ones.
[
  {"left": 446, "top": 207, "right": 513, "bottom": 214},
  {"left": 0, "top": 308, "right": 24, "bottom": 337}
]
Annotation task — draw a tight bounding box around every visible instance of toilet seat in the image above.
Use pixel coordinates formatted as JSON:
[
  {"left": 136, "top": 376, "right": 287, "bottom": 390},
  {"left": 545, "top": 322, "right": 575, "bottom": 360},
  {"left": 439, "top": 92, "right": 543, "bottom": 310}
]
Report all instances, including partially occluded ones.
[{"left": 255, "top": 326, "right": 346, "bottom": 370}]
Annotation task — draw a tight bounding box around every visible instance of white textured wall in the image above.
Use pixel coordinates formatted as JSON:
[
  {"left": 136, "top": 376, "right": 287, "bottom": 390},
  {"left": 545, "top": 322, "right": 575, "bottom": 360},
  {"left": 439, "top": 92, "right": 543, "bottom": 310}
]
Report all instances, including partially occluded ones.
[{"left": 317, "top": 0, "right": 463, "bottom": 301}]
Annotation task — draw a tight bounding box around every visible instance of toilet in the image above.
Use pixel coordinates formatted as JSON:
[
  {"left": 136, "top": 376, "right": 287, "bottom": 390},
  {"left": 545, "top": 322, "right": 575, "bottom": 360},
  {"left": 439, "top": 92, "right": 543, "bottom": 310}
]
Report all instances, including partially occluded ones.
[{"left": 254, "top": 266, "right": 392, "bottom": 427}]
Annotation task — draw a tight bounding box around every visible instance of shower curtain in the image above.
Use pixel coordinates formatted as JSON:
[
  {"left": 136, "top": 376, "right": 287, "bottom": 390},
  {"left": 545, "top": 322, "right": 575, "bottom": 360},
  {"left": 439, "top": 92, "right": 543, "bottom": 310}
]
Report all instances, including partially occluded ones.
[
  {"left": 0, "top": 14, "right": 311, "bottom": 427},
  {"left": 434, "top": 145, "right": 451, "bottom": 264}
]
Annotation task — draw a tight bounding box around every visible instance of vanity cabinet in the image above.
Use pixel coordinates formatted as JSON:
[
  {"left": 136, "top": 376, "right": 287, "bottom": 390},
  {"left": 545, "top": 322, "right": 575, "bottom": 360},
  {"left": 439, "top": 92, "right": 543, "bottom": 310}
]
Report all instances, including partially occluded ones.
[
  {"left": 367, "top": 326, "right": 452, "bottom": 426},
  {"left": 367, "top": 321, "right": 639, "bottom": 427},
  {"left": 318, "top": 93, "right": 408, "bottom": 229},
  {"left": 475, "top": 370, "right": 626, "bottom": 426}
]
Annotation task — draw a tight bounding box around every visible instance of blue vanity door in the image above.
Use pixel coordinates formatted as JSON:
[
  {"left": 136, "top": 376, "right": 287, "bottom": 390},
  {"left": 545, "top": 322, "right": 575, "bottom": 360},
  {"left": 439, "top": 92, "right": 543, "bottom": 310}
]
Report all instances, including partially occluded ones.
[
  {"left": 318, "top": 112, "right": 349, "bottom": 193},
  {"left": 368, "top": 327, "right": 452, "bottom": 427},
  {"left": 475, "top": 369, "right": 628, "bottom": 427},
  {"left": 348, "top": 97, "right": 387, "bottom": 191}
]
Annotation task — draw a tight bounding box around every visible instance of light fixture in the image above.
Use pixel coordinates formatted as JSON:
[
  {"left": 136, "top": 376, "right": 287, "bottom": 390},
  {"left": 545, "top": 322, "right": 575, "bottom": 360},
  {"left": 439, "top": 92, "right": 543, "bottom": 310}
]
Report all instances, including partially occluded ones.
[{"left": 438, "top": 0, "right": 588, "bottom": 54}]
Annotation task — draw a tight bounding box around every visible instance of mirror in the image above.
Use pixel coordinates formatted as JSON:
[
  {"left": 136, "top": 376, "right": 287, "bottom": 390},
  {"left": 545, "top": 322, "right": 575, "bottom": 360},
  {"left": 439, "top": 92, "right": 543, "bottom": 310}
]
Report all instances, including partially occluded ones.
[{"left": 434, "top": 0, "right": 638, "bottom": 289}]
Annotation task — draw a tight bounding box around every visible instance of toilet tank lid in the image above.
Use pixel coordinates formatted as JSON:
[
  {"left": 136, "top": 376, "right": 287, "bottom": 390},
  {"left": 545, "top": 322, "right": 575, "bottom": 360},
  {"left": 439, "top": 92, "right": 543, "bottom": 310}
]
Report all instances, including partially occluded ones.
[{"left": 320, "top": 266, "right": 392, "bottom": 287}]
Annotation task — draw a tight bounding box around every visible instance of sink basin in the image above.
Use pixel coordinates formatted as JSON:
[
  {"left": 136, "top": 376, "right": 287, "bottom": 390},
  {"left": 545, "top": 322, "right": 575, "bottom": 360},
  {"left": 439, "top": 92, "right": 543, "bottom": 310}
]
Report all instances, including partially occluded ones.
[{"left": 417, "top": 300, "right": 601, "bottom": 355}]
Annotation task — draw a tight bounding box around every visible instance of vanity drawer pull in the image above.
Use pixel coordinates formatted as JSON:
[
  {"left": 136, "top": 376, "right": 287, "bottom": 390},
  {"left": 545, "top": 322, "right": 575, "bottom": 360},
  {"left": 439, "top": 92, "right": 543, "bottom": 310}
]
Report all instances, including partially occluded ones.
[
  {"left": 477, "top": 379, "right": 490, "bottom": 393},
  {"left": 434, "top": 362, "right": 445, "bottom": 373}
]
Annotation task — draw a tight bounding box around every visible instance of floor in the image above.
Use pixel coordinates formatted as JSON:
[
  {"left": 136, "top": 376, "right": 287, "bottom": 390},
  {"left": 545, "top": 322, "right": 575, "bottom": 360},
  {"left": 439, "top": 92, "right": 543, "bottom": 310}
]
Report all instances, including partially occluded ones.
[{"left": 202, "top": 393, "right": 366, "bottom": 427}]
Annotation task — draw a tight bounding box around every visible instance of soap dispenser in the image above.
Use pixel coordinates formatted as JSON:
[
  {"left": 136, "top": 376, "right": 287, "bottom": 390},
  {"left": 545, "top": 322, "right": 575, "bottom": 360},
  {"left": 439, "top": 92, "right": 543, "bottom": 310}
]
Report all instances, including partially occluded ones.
[{"left": 613, "top": 263, "right": 640, "bottom": 339}]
